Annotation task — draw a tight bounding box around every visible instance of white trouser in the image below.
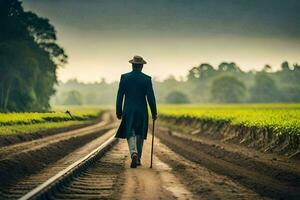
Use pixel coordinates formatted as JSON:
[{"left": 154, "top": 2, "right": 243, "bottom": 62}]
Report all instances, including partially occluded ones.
[{"left": 127, "top": 131, "right": 144, "bottom": 159}]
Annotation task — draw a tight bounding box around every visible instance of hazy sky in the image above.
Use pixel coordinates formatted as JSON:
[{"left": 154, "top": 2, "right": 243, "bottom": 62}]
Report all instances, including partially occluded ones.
[{"left": 23, "top": 0, "right": 300, "bottom": 82}]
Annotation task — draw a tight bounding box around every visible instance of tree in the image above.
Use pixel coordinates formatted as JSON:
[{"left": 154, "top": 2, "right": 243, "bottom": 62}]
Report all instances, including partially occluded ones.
[
  {"left": 280, "top": 85, "right": 300, "bottom": 102},
  {"left": 263, "top": 64, "right": 272, "bottom": 72},
  {"left": 63, "top": 90, "right": 83, "bottom": 105},
  {"left": 85, "top": 92, "right": 99, "bottom": 105},
  {"left": 218, "top": 62, "right": 241, "bottom": 73},
  {"left": 0, "top": 0, "right": 67, "bottom": 111},
  {"left": 211, "top": 76, "right": 246, "bottom": 103},
  {"left": 187, "top": 63, "right": 216, "bottom": 81},
  {"left": 281, "top": 61, "right": 290, "bottom": 71},
  {"left": 165, "top": 91, "right": 190, "bottom": 104},
  {"left": 249, "top": 73, "right": 281, "bottom": 102}
]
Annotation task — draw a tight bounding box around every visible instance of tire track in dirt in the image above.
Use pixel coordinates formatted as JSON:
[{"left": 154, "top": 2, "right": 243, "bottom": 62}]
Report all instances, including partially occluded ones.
[
  {"left": 155, "top": 138, "right": 268, "bottom": 200},
  {"left": 156, "top": 127, "right": 300, "bottom": 199},
  {"left": 161, "top": 126, "right": 300, "bottom": 186}
]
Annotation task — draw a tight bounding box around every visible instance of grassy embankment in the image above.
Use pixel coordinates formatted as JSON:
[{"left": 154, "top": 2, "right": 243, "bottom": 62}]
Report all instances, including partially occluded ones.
[
  {"left": 159, "top": 104, "right": 300, "bottom": 156},
  {"left": 0, "top": 106, "right": 104, "bottom": 136},
  {"left": 159, "top": 104, "right": 300, "bottom": 136}
]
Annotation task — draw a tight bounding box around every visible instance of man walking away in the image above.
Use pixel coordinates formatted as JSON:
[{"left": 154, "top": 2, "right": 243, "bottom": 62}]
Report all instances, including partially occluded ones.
[{"left": 115, "top": 55, "right": 157, "bottom": 168}]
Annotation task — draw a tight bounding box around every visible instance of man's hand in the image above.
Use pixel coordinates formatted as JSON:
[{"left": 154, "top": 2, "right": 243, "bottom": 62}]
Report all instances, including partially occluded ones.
[
  {"left": 152, "top": 115, "right": 157, "bottom": 121},
  {"left": 117, "top": 115, "right": 122, "bottom": 120}
]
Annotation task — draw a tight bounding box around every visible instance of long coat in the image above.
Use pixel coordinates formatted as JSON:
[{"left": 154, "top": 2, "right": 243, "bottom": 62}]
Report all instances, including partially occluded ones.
[{"left": 115, "top": 70, "right": 157, "bottom": 140}]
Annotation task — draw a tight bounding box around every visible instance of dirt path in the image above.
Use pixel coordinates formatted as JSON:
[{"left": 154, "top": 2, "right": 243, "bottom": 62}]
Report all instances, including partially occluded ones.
[{"left": 120, "top": 138, "right": 194, "bottom": 200}]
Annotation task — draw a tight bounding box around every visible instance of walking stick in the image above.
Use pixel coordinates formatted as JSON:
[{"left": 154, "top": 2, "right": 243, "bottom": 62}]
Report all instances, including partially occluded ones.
[{"left": 150, "top": 119, "right": 155, "bottom": 168}]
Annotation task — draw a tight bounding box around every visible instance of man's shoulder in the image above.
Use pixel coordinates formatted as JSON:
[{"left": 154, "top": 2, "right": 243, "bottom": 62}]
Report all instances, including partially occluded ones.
[
  {"left": 120, "top": 72, "right": 131, "bottom": 79},
  {"left": 121, "top": 72, "right": 131, "bottom": 77},
  {"left": 121, "top": 71, "right": 151, "bottom": 80},
  {"left": 140, "top": 72, "right": 151, "bottom": 80}
]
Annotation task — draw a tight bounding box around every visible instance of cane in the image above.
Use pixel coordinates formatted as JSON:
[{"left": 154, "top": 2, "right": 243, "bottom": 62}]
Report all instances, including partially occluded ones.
[{"left": 150, "top": 119, "right": 155, "bottom": 168}]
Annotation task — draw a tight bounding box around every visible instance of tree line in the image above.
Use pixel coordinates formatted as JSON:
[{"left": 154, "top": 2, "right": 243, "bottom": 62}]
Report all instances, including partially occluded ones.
[
  {"left": 53, "top": 61, "right": 300, "bottom": 105},
  {"left": 185, "top": 61, "right": 300, "bottom": 103},
  {"left": 0, "top": 0, "right": 67, "bottom": 112}
]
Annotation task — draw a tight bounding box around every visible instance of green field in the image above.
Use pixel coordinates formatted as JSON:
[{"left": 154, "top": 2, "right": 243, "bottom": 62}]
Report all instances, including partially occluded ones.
[
  {"left": 2, "top": 104, "right": 300, "bottom": 137},
  {"left": 159, "top": 104, "right": 300, "bottom": 136},
  {"left": 0, "top": 106, "right": 103, "bottom": 135}
]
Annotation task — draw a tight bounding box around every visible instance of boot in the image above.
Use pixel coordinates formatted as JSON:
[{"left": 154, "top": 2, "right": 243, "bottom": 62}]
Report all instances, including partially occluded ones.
[
  {"left": 137, "top": 158, "right": 141, "bottom": 166},
  {"left": 130, "top": 153, "right": 138, "bottom": 168}
]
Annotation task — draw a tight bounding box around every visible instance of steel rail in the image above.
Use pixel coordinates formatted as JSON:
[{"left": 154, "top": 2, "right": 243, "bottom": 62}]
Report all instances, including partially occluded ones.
[{"left": 19, "top": 134, "right": 117, "bottom": 200}]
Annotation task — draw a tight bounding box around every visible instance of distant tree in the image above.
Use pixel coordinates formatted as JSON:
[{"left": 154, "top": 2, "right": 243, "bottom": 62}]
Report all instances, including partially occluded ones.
[
  {"left": 211, "top": 76, "right": 246, "bottom": 103},
  {"left": 187, "top": 63, "right": 216, "bottom": 81},
  {"left": 281, "top": 61, "right": 290, "bottom": 71},
  {"left": 164, "top": 75, "right": 178, "bottom": 85},
  {"left": 85, "top": 92, "right": 98, "bottom": 105},
  {"left": 263, "top": 64, "right": 272, "bottom": 72},
  {"left": 277, "top": 62, "right": 300, "bottom": 85},
  {"left": 218, "top": 62, "right": 241, "bottom": 73},
  {"left": 249, "top": 73, "right": 281, "bottom": 102},
  {"left": 159, "top": 76, "right": 182, "bottom": 101},
  {"left": 99, "top": 78, "right": 107, "bottom": 85},
  {"left": 280, "top": 85, "right": 300, "bottom": 102},
  {"left": 64, "top": 90, "right": 82, "bottom": 105},
  {"left": 165, "top": 91, "right": 190, "bottom": 104},
  {"left": 198, "top": 63, "right": 216, "bottom": 80},
  {"left": 290, "top": 63, "right": 300, "bottom": 82},
  {"left": 65, "top": 79, "right": 80, "bottom": 86},
  {"left": 293, "top": 63, "right": 300, "bottom": 70},
  {"left": 187, "top": 66, "right": 200, "bottom": 81},
  {"left": 52, "top": 60, "right": 300, "bottom": 105}
]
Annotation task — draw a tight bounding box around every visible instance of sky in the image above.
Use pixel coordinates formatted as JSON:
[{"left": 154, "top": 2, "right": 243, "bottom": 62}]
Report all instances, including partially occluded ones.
[{"left": 23, "top": 0, "right": 300, "bottom": 83}]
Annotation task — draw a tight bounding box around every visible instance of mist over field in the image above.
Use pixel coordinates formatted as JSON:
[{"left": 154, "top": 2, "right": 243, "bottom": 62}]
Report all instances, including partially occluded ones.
[{"left": 52, "top": 62, "right": 300, "bottom": 105}]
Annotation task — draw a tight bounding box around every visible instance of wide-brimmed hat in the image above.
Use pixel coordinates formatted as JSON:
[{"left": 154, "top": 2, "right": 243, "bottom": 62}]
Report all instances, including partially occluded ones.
[{"left": 129, "top": 55, "right": 147, "bottom": 64}]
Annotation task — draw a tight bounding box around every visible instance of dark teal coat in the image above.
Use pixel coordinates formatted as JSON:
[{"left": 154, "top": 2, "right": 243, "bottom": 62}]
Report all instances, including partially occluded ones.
[{"left": 115, "top": 70, "right": 157, "bottom": 140}]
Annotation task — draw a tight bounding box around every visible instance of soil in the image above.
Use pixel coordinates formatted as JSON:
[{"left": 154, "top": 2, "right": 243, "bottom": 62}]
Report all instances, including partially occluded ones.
[
  {"left": 155, "top": 138, "right": 268, "bottom": 200},
  {"left": 155, "top": 122, "right": 300, "bottom": 199},
  {"left": 120, "top": 138, "right": 194, "bottom": 200},
  {"left": 160, "top": 116, "right": 300, "bottom": 158}
]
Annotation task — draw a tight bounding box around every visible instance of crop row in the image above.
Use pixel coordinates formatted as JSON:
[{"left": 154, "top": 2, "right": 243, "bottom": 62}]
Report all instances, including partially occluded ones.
[
  {"left": 158, "top": 104, "right": 300, "bottom": 136},
  {"left": 0, "top": 106, "right": 103, "bottom": 126}
]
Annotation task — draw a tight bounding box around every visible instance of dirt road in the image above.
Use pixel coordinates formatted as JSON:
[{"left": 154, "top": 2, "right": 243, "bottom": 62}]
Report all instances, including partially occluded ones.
[{"left": 120, "top": 138, "right": 194, "bottom": 200}]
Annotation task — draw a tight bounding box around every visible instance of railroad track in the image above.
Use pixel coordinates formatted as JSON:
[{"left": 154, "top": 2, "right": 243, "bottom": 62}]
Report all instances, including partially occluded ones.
[{"left": 16, "top": 134, "right": 123, "bottom": 200}]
